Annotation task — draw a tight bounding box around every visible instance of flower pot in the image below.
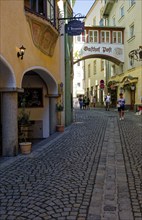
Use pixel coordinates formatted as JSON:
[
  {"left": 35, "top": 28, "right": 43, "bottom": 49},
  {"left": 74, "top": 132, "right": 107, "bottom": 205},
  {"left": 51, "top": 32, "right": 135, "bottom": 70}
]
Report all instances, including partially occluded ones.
[
  {"left": 19, "top": 142, "right": 32, "bottom": 154},
  {"left": 56, "top": 125, "right": 64, "bottom": 132}
]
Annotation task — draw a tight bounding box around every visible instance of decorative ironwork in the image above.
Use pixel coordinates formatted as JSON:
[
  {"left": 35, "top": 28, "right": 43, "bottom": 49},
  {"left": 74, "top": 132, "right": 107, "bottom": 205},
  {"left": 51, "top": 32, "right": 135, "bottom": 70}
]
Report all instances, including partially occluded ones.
[
  {"left": 58, "top": 12, "right": 86, "bottom": 35},
  {"left": 129, "top": 46, "right": 142, "bottom": 65},
  {"left": 58, "top": 13, "right": 86, "bottom": 21}
]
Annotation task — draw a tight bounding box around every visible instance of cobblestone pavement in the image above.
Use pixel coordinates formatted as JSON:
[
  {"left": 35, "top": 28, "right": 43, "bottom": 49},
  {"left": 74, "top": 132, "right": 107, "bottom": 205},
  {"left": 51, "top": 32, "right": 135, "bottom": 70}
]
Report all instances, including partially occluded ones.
[{"left": 0, "top": 108, "right": 142, "bottom": 220}]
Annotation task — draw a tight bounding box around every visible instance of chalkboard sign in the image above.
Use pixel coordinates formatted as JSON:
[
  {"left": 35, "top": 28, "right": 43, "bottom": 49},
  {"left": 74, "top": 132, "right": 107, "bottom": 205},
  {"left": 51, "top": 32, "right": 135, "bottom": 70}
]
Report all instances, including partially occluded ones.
[{"left": 18, "top": 88, "right": 43, "bottom": 108}]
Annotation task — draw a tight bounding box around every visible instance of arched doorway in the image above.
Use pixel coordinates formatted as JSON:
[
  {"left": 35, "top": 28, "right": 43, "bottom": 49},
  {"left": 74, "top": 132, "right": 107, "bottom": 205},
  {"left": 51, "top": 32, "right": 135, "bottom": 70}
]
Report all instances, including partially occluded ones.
[{"left": 19, "top": 68, "right": 58, "bottom": 142}]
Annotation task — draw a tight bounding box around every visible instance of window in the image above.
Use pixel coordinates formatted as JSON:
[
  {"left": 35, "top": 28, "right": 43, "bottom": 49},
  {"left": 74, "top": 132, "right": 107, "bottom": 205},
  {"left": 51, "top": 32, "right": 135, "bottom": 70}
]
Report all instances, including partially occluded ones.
[
  {"left": 46, "top": 0, "right": 55, "bottom": 23},
  {"left": 76, "top": 31, "right": 86, "bottom": 43},
  {"left": 129, "top": 23, "right": 134, "bottom": 38},
  {"left": 25, "top": 0, "right": 56, "bottom": 26},
  {"left": 88, "top": 31, "right": 93, "bottom": 42},
  {"left": 120, "top": 5, "right": 124, "bottom": 18},
  {"left": 118, "top": 32, "right": 122, "bottom": 43},
  {"left": 111, "top": 65, "right": 116, "bottom": 77},
  {"left": 82, "top": 31, "right": 86, "bottom": 42},
  {"left": 93, "top": 61, "right": 97, "bottom": 75},
  {"left": 112, "top": 31, "right": 122, "bottom": 44},
  {"left": 129, "top": 0, "right": 135, "bottom": 7},
  {"left": 112, "top": 16, "right": 116, "bottom": 26},
  {"left": 100, "top": 8, "right": 104, "bottom": 26},
  {"left": 101, "top": 31, "right": 110, "bottom": 43},
  {"left": 101, "top": 60, "right": 104, "bottom": 71},
  {"left": 99, "top": 18, "right": 104, "bottom": 26},
  {"left": 30, "top": 0, "right": 44, "bottom": 14},
  {"left": 77, "top": 83, "right": 81, "bottom": 87},
  {"left": 18, "top": 88, "right": 43, "bottom": 108},
  {"left": 88, "top": 31, "right": 98, "bottom": 43}
]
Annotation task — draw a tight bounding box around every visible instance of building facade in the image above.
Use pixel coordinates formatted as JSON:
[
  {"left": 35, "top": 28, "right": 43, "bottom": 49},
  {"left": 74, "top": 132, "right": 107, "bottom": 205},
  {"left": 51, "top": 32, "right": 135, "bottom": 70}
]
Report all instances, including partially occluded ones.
[
  {"left": 103, "top": 0, "right": 142, "bottom": 110},
  {"left": 73, "top": 0, "right": 142, "bottom": 109},
  {"left": 0, "top": 0, "right": 74, "bottom": 156}
]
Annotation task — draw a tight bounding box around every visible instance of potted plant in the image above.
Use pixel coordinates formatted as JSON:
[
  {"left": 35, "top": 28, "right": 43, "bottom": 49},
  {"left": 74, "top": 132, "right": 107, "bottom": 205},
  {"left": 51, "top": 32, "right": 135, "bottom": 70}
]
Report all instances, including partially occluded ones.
[
  {"left": 56, "top": 102, "right": 64, "bottom": 132},
  {"left": 18, "top": 98, "right": 32, "bottom": 154}
]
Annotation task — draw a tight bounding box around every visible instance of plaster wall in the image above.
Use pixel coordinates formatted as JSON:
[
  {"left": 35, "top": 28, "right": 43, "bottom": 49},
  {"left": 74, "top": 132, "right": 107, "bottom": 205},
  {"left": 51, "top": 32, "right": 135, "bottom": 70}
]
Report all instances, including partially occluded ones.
[{"left": 0, "top": 0, "right": 61, "bottom": 87}]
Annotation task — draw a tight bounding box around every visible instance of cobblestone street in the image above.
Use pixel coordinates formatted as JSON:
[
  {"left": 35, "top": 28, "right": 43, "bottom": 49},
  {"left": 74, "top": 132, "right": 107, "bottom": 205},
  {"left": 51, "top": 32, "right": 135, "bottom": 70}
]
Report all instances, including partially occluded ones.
[{"left": 0, "top": 108, "right": 142, "bottom": 220}]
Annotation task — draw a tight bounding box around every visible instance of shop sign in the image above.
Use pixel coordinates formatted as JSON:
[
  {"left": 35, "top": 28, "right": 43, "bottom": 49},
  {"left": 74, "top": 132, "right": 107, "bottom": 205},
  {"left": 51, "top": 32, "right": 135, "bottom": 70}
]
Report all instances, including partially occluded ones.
[
  {"left": 74, "top": 43, "right": 124, "bottom": 63},
  {"left": 65, "top": 20, "right": 84, "bottom": 36}
]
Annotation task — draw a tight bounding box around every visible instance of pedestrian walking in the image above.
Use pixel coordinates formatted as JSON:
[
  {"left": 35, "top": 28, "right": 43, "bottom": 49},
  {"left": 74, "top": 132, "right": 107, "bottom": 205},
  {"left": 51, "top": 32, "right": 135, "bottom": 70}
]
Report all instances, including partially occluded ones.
[
  {"left": 105, "top": 93, "right": 111, "bottom": 111},
  {"left": 117, "top": 93, "right": 125, "bottom": 120},
  {"left": 93, "top": 96, "right": 96, "bottom": 109},
  {"left": 83, "top": 96, "right": 86, "bottom": 109},
  {"left": 86, "top": 97, "right": 90, "bottom": 109},
  {"left": 78, "top": 96, "right": 83, "bottom": 109}
]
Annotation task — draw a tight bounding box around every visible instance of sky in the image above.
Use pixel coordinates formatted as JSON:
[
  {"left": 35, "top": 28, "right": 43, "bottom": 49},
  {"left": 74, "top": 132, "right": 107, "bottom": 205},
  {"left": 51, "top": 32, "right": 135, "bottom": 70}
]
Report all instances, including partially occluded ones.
[{"left": 73, "top": 0, "right": 95, "bottom": 17}]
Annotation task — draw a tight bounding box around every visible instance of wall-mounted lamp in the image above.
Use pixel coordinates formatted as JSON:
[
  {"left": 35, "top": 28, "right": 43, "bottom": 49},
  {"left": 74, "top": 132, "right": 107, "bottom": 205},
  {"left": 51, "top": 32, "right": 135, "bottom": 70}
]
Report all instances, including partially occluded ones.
[
  {"left": 130, "top": 84, "right": 136, "bottom": 91},
  {"left": 17, "top": 45, "right": 26, "bottom": 59},
  {"left": 128, "top": 46, "right": 142, "bottom": 66}
]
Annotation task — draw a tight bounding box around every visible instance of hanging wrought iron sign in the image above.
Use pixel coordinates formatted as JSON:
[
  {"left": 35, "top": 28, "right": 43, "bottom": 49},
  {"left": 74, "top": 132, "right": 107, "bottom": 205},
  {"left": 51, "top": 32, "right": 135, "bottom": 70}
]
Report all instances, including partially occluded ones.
[{"left": 65, "top": 20, "right": 84, "bottom": 36}]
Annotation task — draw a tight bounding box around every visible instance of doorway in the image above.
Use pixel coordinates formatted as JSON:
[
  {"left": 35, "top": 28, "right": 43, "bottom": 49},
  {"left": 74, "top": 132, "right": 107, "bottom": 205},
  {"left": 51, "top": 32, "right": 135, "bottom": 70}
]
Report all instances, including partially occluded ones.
[{"left": 130, "top": 90, "right": 135, "bottom": 110}]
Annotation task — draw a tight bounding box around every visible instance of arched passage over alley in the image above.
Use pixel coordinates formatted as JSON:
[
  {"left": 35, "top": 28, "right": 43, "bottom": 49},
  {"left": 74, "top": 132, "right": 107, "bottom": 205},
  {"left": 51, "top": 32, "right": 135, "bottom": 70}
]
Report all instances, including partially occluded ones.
[{"left": 73, "top": 26, "right": 125, "bottom": 65}]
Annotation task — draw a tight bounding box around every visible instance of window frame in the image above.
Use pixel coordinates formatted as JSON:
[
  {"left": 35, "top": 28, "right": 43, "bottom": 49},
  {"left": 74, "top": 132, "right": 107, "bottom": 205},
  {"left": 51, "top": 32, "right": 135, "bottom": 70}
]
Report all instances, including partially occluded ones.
[
  {"left": 112, "top": 31, "right": 122, "bottom": 44},
  {"left": 120, "top": 5, "right": 124, "bottom": 18},
  {"left": 100, "top": 31, "right": 110, "bottom": 43},
  {"left": 76, "top": 31, "right": 86, "bottom": 43},
  {"left": 112, "top": 16, "right": 116, "bottom": 26},
  {"left": 129, "top": 0, "right": 135, "bottom": 8},
  {"left": 25, "top": 0, "right": 56, "bottom": 27},
  {"left": 129, "top": 23, "right": 135, "bottom": 38},
  {"left": 93, "top": 60, "right": 97, "bottom": 75},
  {"left": 101, "top": 60, "right": 104, "bottom": 71},
  {"left": 88, "top": 30, "right": 98, "bottom": 43},
  {"left": 111, "top": 65, "right": 116, "bottom": 77}
]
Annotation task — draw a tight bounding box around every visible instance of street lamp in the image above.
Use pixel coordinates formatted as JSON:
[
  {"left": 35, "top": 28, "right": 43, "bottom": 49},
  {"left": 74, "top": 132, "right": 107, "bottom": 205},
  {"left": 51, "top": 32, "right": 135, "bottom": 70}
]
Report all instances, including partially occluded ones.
[{"left": 129, "top": 46, "right": 142, "bottom": 66}]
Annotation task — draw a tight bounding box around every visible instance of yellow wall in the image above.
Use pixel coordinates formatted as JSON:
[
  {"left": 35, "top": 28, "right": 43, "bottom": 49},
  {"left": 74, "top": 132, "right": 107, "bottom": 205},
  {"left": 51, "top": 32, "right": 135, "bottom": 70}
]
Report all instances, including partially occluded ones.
[{"left": 0, "top": 0, "right": 61, "bottom": 87}]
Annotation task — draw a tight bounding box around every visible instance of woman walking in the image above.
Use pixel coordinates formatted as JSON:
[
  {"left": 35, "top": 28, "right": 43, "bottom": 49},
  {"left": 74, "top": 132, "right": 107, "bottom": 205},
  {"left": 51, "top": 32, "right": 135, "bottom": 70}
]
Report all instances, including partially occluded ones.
[{"left": 117, "top": 93, "right": 125, "bottom": 120}]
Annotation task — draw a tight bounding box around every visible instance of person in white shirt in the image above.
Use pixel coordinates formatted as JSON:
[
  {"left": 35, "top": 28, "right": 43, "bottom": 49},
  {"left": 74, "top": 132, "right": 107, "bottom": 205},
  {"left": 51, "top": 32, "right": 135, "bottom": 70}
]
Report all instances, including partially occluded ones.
[{"left": 105, "top": 93, "right": 111, "bottom": 111}]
